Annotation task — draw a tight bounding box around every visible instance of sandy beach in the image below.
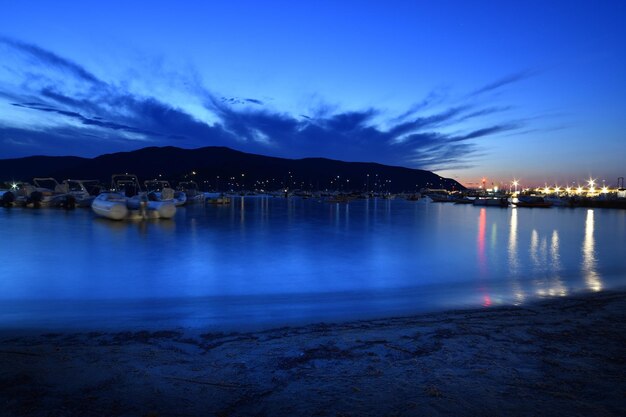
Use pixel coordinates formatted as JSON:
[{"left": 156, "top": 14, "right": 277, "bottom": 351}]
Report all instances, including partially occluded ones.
[{"left": 1, "top": 290, "right": 625, "bottom": 417}]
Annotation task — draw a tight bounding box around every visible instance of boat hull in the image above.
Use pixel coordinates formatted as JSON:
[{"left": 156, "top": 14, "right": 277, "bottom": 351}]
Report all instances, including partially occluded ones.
[
  {"left": 92, "top": 194, "right": 129, "bottom": 220},
  {"left": 514, "top": 201, "right": 553, "bottom": 208},
  {"left": 473, "top": 198, "right": 509, "bottom": 207}
]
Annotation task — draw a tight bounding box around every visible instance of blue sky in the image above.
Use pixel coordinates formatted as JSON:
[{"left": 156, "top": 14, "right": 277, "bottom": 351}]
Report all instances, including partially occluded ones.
[{"left": 0, "top": 0, "right": 625, "bottom": 187}]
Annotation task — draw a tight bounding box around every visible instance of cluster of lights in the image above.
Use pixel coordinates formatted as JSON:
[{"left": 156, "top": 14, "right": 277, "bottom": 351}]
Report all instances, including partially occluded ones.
[{"left": 505, "top": 177, "right": 616, "bottom": 195}]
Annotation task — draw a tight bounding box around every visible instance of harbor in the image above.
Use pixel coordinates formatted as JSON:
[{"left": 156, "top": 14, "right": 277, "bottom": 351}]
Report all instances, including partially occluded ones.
[{"left": 1, "top": 174, "right": 625, "bottom": 215}]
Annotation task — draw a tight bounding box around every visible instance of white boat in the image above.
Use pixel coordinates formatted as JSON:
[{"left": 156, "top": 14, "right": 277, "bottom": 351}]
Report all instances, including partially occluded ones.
[
  {"left": 92, "top": 175, "right": 176, "bottom": 220},
  {"left": 92, "top": 192, "right": 131, "bottom": 220},
  {"left": 92, "top": 192, "right": 175, "bottom": 220}
]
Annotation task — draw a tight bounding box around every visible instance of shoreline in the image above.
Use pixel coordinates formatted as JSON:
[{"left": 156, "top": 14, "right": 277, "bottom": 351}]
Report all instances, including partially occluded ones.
[{"left": 1, "top": 290, "right": 625, "bottom": 416}]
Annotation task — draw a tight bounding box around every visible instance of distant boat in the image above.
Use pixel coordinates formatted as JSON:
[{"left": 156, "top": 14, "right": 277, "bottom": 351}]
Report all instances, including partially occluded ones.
[
  {"left": 145, "top": 180, "right": 187, "bottom": 206},
  {"left": 514, "top": 195, "right": 553, "bottom": 208},
  {"left": 428, "top": 193, "right": 456, "bottom": 202},
  {"left": 206, "top": 193, "right": 231, "bottom": 205},
  {"left": 326, "top": 194, "right": 353, "bottom": 203},
  {"left": 177, "top": 181, "right": 205, "bottom": 204},
  {"left": 453, "top": 197, "right": 474, "bottom": 204},
  {"left": 544, "top": 196, "right": 573, "bottom": 207}
]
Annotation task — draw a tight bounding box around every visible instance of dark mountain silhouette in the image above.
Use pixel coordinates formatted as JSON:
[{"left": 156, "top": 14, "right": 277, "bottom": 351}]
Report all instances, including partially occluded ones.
[{"left": 0, "top": 146, "right": 463, "bottom": 192}]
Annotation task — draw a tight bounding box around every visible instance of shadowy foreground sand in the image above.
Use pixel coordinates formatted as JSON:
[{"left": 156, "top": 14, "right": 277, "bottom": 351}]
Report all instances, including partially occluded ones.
[{"left": 1, "top": 291, "right": 625, "bottom": 417}]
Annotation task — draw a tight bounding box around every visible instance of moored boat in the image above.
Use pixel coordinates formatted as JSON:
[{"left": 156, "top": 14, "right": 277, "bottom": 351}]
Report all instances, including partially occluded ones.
[
  {"left": 326, "top": 194, "right": 354, "bottom": 203},
  {"left": 13, "top": 178, "right": 75, "bottom": 208},
  {"left": 514, "top": 195, "right": 553, "bottom": 208},
  {"left": 0, "top": 189, "right": 16, "bottom": 207},
  {"left": 428, "top": 193, "right": 456, "bottom": 202},
  {"left": 544, "top": 196, "right": 573, "bottom": 207},
  {"left": 206, "top": 193, "right": 231, "bottom": 205},
  {"left": 92, "top": 175, "right": 176, "bottom": 220},
  {"left": 63, "top": 179, "right": 103, "bottom": 207},
  {"left": 473, "top": 197, "right": 509, "bottom": 207},
  {"left": 453, "top": 197, "right": 474, "bottom": 204},
  {"left": 91, "top": 192, "right": 130, "bottom": 220},
  {"left": 177, "top": 181, "right": 205, "bottom": 204},
  {"left": 145, "top": 180, "right": 187, "bottom": 206}
]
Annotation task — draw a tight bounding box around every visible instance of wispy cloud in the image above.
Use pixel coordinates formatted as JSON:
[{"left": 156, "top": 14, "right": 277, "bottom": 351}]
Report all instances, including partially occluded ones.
[
  {"left": 0, "top": 36, "right": 104, "bottom": 86},
  {"left": 469, "top": 69, "right": 538, "bottom": 97},
  {"left": 391, "top": 88, "right": 448, "bottom": 123},
  {"left": 0, "top": 37, "right": 534, "bottom": 169}
]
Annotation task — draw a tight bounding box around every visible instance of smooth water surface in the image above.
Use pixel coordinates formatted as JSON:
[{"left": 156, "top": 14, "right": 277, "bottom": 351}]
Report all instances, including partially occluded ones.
[{"left": 1, "top": 197, "right": 625, "bottom": 330}]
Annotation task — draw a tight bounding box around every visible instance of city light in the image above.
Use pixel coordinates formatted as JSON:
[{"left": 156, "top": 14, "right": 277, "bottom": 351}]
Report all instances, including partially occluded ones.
[{"left": 588, "top": 180, "right": 596, "bottom": 193}]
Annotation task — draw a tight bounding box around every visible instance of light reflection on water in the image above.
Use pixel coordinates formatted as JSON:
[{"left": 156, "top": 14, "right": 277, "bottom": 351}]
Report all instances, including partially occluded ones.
[
  {"left": 0, "top": 198, "right": 624, "bottom": 330},
  {"left": 583, "top": 209, "right": 602, "bottom": 292},
  {"left": 508, "top": 209, "right": 524, "bottom": 304}
]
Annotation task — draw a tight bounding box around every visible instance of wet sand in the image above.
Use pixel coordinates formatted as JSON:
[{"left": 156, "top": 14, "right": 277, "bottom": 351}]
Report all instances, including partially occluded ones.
[{"left": 1, "top": 290, "right": 625, "bottom": 417}]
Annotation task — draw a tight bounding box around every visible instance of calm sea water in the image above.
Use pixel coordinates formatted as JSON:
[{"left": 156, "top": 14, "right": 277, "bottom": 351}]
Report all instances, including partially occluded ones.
[{"left": 0, "top": 197, "right": 625, "bottom": 331}]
